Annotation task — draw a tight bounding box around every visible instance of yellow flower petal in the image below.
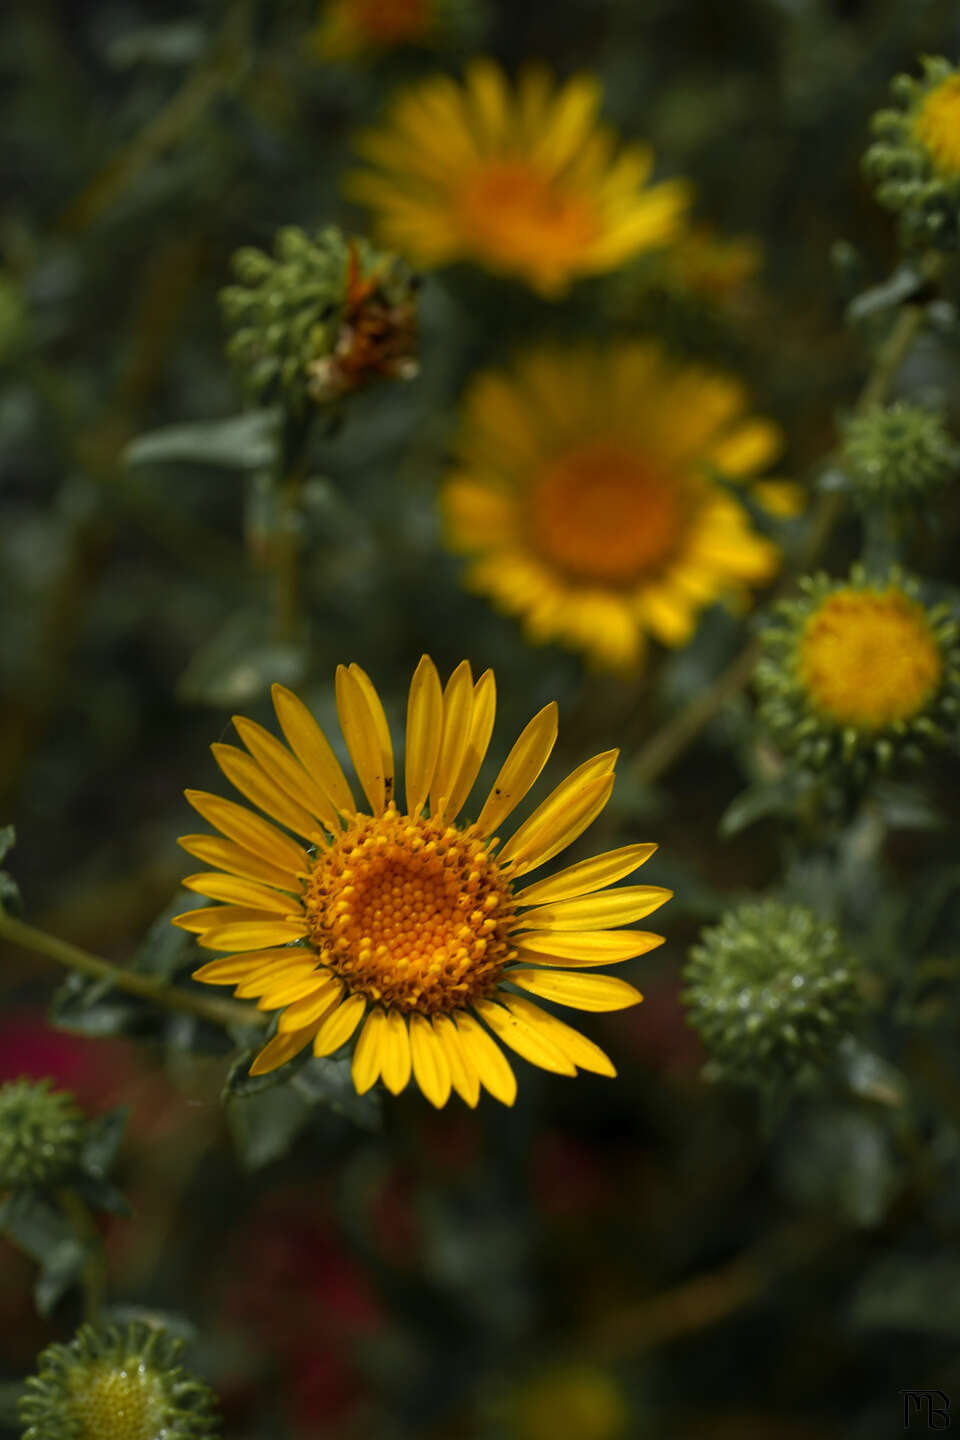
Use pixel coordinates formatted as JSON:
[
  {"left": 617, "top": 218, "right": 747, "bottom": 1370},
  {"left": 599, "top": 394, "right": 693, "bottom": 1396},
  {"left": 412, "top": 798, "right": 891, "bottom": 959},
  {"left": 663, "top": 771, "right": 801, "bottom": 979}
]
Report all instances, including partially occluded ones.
[
  {"left": 352, "top": 1007, "right": 387, "bottom": 1094},
  {"left": 313, "top": 992, "right": 367, "bottom": 1057},
  {"left": 707, "top": 419, "right": 782, "bottom": 477},
  {"left": 404, "top": 655, "right": 443, "bottom": 818},
  {"left": 197, "top": 919, "right": 309, "bottom": 951},
  {"left": 453, "top": 1012, "right": 517, "bottom": 1106},
  {"left": 191, "top": 949, "right": 302, "bottom": 985},
  {"left": 501, "top": 995, "right": 616, "bottom": 1077},
  {"left": 474, "top": 701, "right": 558, "bottom": 837},
  {"left": 249, "top": 1026, "right": 315, "bottom": 1077},
  {"left": 230, "top": 955, "right": 320, "bottom": 996},
  {"left": 380, "top": 1009, "right": 412, "bottom": 1095},
  {"left": 335, "top": 664, "right": 392, "bottom": 814},
  {"left": 430, "top": 661, "right": 474, "bottom": 820},
  {"left": 185, "top": 790, "right": 310, "bottom": 874},
  {"left": 172, "top": 904, "right": 266, "bottom": 934},
  {"left": 255, "top": 972, "right": 327, "bottom": 1008},
  {"left": 409, "top": 1013, "right": 452, "bottom": 1108},
  {"left": 444, "top": 668, "right": 497, "bottom": 822},
  {"left": 508, "top": 968, "right": 644, "bottom": 1011},
  {"left": 516, "top": 884, "right": 672, "bottom": 932},
  {"left": 498, "top": 752, "right": 617, "bottom": 875},
  {"left": 277, "top": 981, "right": 344, "bottom": 1033},
  {"left": 181, "top": 873, "right": 303, "bottom": 916},
  {"left": 513, "top": 929, "right": 664, "bottom": 966},
  {"left": 232, "top": 716, "right": 342, "bottom": 835},
  {"left": 272, "top": 683, "right": 356, "bottom": 815},
  {"left": 210, "top": 745, "right": 323, "bottom": 842},
  {"left": 178, "top": 834, "right": 301, "bottom": 891},
  {"left": 433, "top": 1014, "right": 479, "bottom": 1107},
  {"left": 473, "top": 997, "right": 576, "bottom": 1076},
  {"left": 514, "top": 842, "right": 658, "bottom": 906}
]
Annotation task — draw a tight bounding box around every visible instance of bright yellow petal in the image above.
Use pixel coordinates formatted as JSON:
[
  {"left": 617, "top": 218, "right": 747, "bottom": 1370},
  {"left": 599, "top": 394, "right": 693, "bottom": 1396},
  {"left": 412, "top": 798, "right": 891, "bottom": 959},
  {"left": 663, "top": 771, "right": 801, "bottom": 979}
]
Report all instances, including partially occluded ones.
[
  {"left": 516, "top": 884, "right": 672, "bottom": 932},
  {"left": 444, "top": 669, "right": 497, "bottom": 822},
  {"left": 453, "top": 1012, "right": 517, "bottom": 1105},
  {"left": 181, "top": 873, "right": 302, "bottom": 915},
  {"left": 272, "top": 684, "right": 356, "bottom": 815},
  {"left": 230, "top": 955, "right": 321, "bottom": 996},
  {"left": 513, "top": 929, "right": 664, "bottom": 966},
  {"left": 210, "top": 745, "right": 323, "bottom": 842},
  {"left": 352, "top": 1007, "right": 387, "bottom": 1094},
  {"left": 409, "top": 1013, "right": 451, "bottom": 1108},
  {"left": 498, "top": 753, "right": 617, "bottom": 874},
  {"left": 254, "top": 973, "right": 327, "bottom": 1008},
  {"left": 514, "top": 842, "right": 658, "bottom": 906},
  {"left": 474, "top": 702, "right": 558, "bottom": 838},
  {"left": 502, "top": 995, "right": 616, "bottom": 1077},
  {"left": 313, "top": 992, "right": 367, "bottom": 1057},
  {"left": 335, "top": 665, "right": 392, "bottom": 815},
  {"left": 349, "top": 664, "right": 395, "bottom": 808},
  {"left": 192, "top": 949, "right": 302, "bottom": 985},
  {"left": 172, "top": 904, "right": 266, "bottom": 934},
  {"left": 380, "top": 1009, "right": 412, "bottom": 1095},
  {"left": 233, "top": 716, "right": 342, "bottom": 834},
  {"left": 473, "top": 997, "right": 576, "bottom": 1076},
  {"left": 277, "top": 980, "right": 344, "bottom": 1032},
  {"left": 185, "top": 791, "right": 310, "bottom": 874},
  {"left": 508, "top": 968, "right": 644, "bottom": 1011},
  {"left": 433, "top": 1014, "right": 480, "bottom": 1107},
  {"left": 430, "top": 661, "right": 474, "bottom": 820},
  {"left": 404, "top": 655, "right": 444, "bottom": 818},
  {"left": 707, "top": 419, "right": 782, "bottom": 477},
  {"left": 178, "top": 834, "right": 302, "bottom": 891},
  {"left": 197, "top": 919, "right": 309, "bottom": 951},
  {"left": 249, "top": 1026, "right": 315, "bottom": 1077}
]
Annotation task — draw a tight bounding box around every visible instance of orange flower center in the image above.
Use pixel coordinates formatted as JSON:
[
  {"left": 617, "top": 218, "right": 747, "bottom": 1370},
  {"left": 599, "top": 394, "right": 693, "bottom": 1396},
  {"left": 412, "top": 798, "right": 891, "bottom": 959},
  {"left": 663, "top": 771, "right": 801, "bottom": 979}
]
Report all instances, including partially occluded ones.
[
  {"left": 454, "top": 161, "right": 598, "bottom": 283},
  {"left": 304, "top": 808, "right": 516, "bottom": 1014},
  {"left": 800, "top": 587, "right": 943, "bottom": 729},
  {"left": 68, "top": 1365, "right": 165, "bottom": 1440},
  {"left": 528, "top": 442, "right": 687, "bottom": 584},
  {"left": 914, "top": 74, "right": 960, "bottom": 177},
  {"left": 350, "top": 0, "right": 429, "bottom": 43}
]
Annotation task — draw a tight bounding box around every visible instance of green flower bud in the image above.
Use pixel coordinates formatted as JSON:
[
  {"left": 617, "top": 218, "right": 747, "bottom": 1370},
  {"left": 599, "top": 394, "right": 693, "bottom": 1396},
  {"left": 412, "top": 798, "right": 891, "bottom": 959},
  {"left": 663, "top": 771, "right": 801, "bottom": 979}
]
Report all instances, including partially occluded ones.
[
  {"left": 863, "top": 57, "right": 960, "bottom": 249},
  {"left": 841, "top": 401, "right": 959, "bottom": 507},
  {"left": 754, "top": 567, "right": 960, "bottom": 778},
  {"left": 0, "top": 1079, "right": 86, "bottom": 1191},
  {"left": 683, "top": 901, "right": 863, "bottom": 1088},
  {"left": 19, "top": 1322, "right": 221, "bottom": 1440},
  {"left": 220, "top": 225, "right": 418, "bottom": 413}
]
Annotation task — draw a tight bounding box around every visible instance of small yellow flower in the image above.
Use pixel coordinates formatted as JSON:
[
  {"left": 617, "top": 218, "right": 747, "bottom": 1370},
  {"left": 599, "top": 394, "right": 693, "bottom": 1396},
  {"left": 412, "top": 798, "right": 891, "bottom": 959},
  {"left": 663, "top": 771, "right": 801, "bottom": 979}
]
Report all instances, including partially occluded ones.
[
  {"left": 175, "top": 659, "right": 670, "bottom": 1105},
  {"left": 913, "top": 70, "right": 960, "bottom": 177},
  {"left": 346, "top": 59, "right": 690, "bottom": 296},
  {"left": 310, "top": 0, "right": 439, "bottom": 62},
  {"left": 443, "top": 343, "right": 794, "bottom": 669}
]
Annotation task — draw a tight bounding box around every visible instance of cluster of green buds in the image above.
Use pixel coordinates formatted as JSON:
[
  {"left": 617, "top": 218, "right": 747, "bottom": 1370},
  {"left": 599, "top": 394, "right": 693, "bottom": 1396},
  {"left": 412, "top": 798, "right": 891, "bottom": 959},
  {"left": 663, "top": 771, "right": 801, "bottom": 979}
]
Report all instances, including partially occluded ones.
[
  {"left": 683, "top": 901, "right": 863, "bottom": 1089},
  {"left": 754, "top": 567, "right": 960, "bottom": 778},
  {"left": 0, "top": 1078, "right": 88, "bottom": 1191},
  {"left": 19, "top": 1322, "right": 221, "bottom": 1440},
  {"left": 839, "top": 401, "right": 959, "bottom": 510},
  {"left": 864, "top": 56, "right": 960, "bottom": 249},
  {"left": 220, "top": 225, "right": 419, "bottom": 414}
]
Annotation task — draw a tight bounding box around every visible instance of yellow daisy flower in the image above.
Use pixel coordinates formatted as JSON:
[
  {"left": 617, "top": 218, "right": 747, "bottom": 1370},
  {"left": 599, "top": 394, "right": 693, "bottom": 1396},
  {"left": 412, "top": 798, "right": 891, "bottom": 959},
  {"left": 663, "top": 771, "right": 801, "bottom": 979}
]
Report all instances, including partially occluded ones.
[
  {"left": 346, "top": 59, "right": 690, "bottom": 297},
  {"left": 310, "top": 0, "right": 444, "bottom": 63},
  {"left": 174, "top": 659, "right": 669, "bottom": 1106},
  {"left": 443, "top": 343, "right": 795, "bottom": 670}
]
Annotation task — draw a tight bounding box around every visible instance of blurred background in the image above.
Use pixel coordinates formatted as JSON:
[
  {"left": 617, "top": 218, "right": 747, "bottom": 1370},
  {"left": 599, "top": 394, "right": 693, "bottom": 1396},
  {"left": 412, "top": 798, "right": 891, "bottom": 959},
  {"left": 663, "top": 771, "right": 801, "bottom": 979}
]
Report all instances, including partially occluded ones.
[{"left": 3, "top": 1, "right": 960, "bottom": 1436}]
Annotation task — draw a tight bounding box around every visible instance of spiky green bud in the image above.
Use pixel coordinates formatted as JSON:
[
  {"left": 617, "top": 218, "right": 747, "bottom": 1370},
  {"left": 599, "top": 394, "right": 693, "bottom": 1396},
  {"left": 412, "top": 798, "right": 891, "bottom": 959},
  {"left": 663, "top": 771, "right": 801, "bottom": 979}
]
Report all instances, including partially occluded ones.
[
  {"left": 220, "top": 225, "right": 418, "bottom": 413},
  {"left": 863, "top": 57, "right": 960, "bottom": 250},
  {"left": 841, "top": 402, "right": 959, "bottom": 507},
  {"left": 0, "top": 1079, "right": 87, "bottom": 1191},
  {"left": 683, "top": 901, "right": 863, "bottom": 1088},
  {"left": 19, "top": 1322, "right": 221, "bottom": 1440}
]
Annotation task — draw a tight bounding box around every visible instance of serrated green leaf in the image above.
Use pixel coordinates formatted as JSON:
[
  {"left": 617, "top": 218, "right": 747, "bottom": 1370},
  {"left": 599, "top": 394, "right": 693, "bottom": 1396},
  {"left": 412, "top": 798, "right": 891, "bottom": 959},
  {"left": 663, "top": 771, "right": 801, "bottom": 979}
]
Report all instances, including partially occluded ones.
[
  {"left": 293, "top": 1056, "right": 382, "bottom": 1131},
  {"left": 226, "top": 1085, "right": 313, "bottom": 1170},
  {"left": 35, "top": 1235, "right": 90, "bottom": 1315},
  {"left": 125, "top": 408, "right": 281, "bottom": 470}
]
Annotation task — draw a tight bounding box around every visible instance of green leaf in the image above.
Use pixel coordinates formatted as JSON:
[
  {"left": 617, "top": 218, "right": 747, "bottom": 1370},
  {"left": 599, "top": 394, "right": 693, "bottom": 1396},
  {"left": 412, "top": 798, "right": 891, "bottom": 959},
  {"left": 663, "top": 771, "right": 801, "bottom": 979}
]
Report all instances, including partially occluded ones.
[
  {"left": 0, "top": 825, "right": 15, "bottom": 864},
  {"left": 846, "top": 263, "right": 924, "bottom": 322},
  {"left": 226, "top": 1086, "right": 313, "bottom": 1170},
  {"left": 35, "top": 1235, "right": 91, "bottom": 1315},
  {"left": 775, "top": 1103, "right": 901, "bottom": 1228},
  {"left": 222, "top": 1045, "right": 312, "bottom": 1100},
  {"left": 130, "top": 898, "right": 199, "bottom": 980},
  {"left": 80, "top": 1107, "right": 130, "bottom": 1179},
  {"left": 49, "top": 973, "right": 141, "bottom": 1037},
  {"left": 177, "top": 609, "right": 306, "bottom": 707},
  {"left": 0, "top": 1380, "right": 26, "bottom": 1424},
  {"left": 0, "top": 1192, "right": 74, "bottom": 1262},
  {"left": 719, "top": 779, "right": 803, "bottom": 837},
  {"left": 293, "top": 1056, "right": 382, "bottom": 1131},
  {"left": 125, "top": 408, "right": 281, "bottom": 470}
]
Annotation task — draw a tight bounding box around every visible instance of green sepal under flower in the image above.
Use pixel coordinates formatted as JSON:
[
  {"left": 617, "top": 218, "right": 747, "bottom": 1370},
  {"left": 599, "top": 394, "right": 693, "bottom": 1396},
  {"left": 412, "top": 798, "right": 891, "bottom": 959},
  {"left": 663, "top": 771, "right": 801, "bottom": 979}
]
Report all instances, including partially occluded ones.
[
  {"left": 840, "top": 401, "right": 959, "bottom": 508},
  {"left": 19, "top": 1322, "right": 221, "bottom": 1440},
  {"left": 220, "top": 225, "right": 418, "bottom": 413},
  {"left": 0, "top": 1079, "right": 87, "bottom": 1191},
  {"left": 864, "top": 56, "right": 960, "bottom": 250},
  {"left": 682, "top": 901, "right": 863, "bottom": 1089},
  {"left": 754, "top": 567, "right": 960, "bottom": 779}
]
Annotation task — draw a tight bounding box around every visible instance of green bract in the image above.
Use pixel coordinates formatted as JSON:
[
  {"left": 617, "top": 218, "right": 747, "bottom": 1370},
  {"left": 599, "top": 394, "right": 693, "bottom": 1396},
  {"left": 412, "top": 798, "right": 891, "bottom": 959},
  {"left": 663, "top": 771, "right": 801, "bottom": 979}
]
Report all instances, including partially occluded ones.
[
  {"left": 864, "top": 56, "right": 960, "bottom": 249},
  {"left": 841, "top": 401, "right": 959, "bottom": 507},
  {"left": 19, "top": 1323, "right": 221, "bottom": 1440},
  {"left": 0, "top": 1079, "right": 86, "bottom": 1190},
  {"left": 682, "top": 901, "right": 863, "bottom": 1088}
]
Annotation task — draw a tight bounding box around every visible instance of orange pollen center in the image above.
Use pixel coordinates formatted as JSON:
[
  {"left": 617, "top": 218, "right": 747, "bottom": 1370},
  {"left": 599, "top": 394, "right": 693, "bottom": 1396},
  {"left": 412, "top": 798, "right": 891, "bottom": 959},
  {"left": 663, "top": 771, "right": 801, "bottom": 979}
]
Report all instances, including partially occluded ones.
[
  {"left": 454, "top": 160, "right": 598, "bottom": 275},
  {"left": 914, "top": 75, "right": 960, "bottom": 177},
  {"left": 799, "top": 587, "right": 943, "bottom": 730},
  {"left": 304, "top": 808, "right": 517, "bottom": 1014},
  {"left": 529, "top": 443, "right": 686, "bottom": 585}
]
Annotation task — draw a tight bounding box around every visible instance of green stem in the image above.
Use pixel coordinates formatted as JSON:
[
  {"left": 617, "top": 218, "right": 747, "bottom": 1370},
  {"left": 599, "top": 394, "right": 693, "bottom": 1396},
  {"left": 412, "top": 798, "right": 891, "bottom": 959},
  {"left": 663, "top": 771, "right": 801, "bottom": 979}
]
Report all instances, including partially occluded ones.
[
  {"left": 629, "top": 286, "right": 935, "bottom": 789},
  {"left": 0, "top": 910, "right": 266, "bottom": 1031},
  {"left": 57, "top": 1189, "right": 106, "bottom": 1323},
  {"left": 273, "top": 414, "right": 313, "bottom": 645}
]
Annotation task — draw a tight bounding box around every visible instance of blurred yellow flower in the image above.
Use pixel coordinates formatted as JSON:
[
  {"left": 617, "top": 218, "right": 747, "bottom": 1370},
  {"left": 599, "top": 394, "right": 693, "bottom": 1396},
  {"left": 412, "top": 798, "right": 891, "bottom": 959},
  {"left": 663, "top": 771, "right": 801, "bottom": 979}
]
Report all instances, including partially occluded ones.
[
  {"left": 508, "top": 1362, "right": 630, "bottom": 1440},
  {"left": 913, "top": 70, "right": 960, "bottom": 177},
  {"left": 310, "top": 0, "right": 443, "bottom": 61},
  {"left": 175, "top": 658, "right": 669, "bottom": 1104},
  {"left": 666, "top": 223, "right": 762, "bottom": 303},
  {"left": 443, "top": 344, "right": 794, "bottom": 669},
  {"left": 346, "top": 59, "right": 690, "bottom": 296}
]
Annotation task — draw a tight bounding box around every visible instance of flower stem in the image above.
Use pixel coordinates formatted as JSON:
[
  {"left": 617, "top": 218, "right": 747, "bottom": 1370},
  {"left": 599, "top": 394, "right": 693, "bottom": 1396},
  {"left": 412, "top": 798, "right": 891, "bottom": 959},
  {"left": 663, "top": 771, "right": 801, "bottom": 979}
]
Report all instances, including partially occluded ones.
[
  {"left": 629, "top": 289, "right": 934, "bottom": 789},
  {"left": 0, "top": 910, "right": 266, "bottom": 1031},
  {"left": 273, "top": 415, "right": 313, "bottom": 645},
  {"left": 56, "top": 1189, "right": 106, "bottom": 1323}
]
